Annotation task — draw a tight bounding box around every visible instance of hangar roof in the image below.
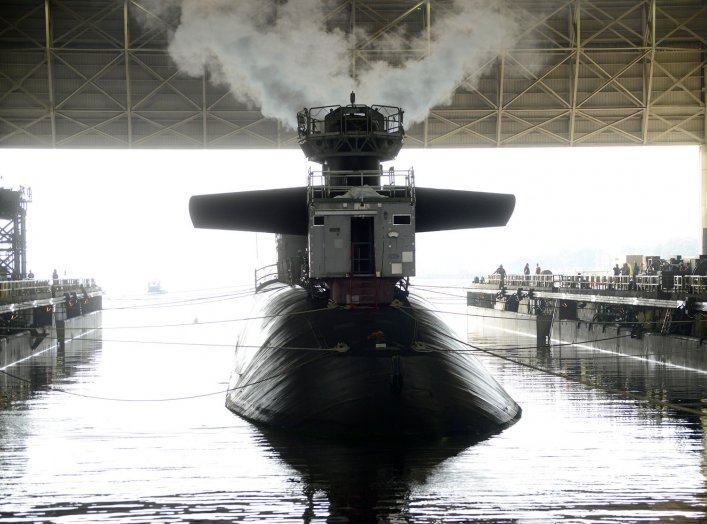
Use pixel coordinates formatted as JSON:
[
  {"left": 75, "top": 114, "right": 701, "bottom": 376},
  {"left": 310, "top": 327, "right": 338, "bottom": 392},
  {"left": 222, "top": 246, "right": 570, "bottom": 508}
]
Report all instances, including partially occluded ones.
[{"left": 1, "top": 0, "right": 705, "bottom": 149}]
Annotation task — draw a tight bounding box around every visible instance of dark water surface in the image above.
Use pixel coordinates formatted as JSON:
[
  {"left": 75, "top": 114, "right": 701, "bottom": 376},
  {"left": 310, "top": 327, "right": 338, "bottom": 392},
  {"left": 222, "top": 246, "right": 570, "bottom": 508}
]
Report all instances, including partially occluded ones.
[{"left": 1, "top": 284, "right": 705, "bottom": 523}]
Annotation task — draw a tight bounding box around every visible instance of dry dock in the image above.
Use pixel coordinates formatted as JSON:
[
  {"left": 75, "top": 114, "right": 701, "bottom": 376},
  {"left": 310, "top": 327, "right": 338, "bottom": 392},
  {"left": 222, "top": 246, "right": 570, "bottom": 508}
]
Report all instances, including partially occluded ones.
[
  {"left": 0, "top": 278, "right": 102, "bottom": 370},
  {"left": 468, "top": 272, "right": 707, "bottom": 372}
]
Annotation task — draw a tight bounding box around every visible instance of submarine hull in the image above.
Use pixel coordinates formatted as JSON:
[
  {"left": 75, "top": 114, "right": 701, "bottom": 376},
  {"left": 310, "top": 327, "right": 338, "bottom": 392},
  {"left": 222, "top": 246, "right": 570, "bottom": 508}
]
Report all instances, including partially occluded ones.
[{"left": 226, "top": 286, "right": 521, "bottom": 438}]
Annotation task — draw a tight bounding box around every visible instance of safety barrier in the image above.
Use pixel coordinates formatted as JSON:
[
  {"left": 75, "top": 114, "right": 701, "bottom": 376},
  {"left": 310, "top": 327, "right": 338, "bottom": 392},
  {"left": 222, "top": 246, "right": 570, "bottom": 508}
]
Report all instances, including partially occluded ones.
[
  {"left": 255, "top": 264, "right": 280, "bottom": 292},
  {"left": 489, "top": 274, "right": 557, "bottom": 289},
  {"left": 485, "top": 272, "right": 706, "bottom": 295},
  {"left": 298, "top": 104, "right": 404, "bottom": 138},
  {"left": 678, "top": 275, "right": 707, "bottom": 295},
  {"left": 307, "top": 168, "right": 415, "bottom": 202},
  {"left": 0, "top": 277, "right": 98, "bottom": 305}
]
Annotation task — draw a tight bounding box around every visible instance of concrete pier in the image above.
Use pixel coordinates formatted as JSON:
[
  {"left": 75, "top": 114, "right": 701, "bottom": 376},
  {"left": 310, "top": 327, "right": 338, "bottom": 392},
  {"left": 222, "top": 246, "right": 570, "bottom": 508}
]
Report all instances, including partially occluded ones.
[
  {"left": 0, "top": 279, "right": 102, "bottom": 370},
  {"left": 468, "top": 272, "right": 707, "bottom": 372},
  {"left": 468, "top": 306, "right": 707, "bottom": 372}
]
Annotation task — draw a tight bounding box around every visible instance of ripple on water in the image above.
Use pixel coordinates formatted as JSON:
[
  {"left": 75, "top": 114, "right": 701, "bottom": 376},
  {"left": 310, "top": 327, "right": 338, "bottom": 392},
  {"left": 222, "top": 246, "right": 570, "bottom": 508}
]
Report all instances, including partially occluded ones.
[{"left": 0, "top": 297, "right": 705, "bottom": 522}]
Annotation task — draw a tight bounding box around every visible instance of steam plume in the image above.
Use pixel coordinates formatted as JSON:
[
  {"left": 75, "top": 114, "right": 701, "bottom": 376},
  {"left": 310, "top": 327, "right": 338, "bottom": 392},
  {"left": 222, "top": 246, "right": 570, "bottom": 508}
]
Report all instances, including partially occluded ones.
[{"left": 142, "top": 0, "right": 523, "bottom": 128}]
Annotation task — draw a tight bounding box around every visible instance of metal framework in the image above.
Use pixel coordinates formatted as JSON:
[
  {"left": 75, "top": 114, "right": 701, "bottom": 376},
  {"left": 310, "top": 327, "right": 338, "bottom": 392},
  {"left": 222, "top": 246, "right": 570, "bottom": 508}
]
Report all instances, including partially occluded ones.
[
  {"left": 0, "top": 187, "right": 28, "bottom": 279},
  {"left": 0, "top": 0, "right": 705, "bottom": 149}
]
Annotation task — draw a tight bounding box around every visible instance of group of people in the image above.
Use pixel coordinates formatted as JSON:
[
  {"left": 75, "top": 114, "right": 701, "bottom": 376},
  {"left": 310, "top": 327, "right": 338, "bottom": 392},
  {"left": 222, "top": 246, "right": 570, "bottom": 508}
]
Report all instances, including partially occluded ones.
[
  {"left": 487, "top": 258, "right": 698, "bottom": 283},
  {"left": 613, "top": 258, "right": 693, "bottom": 277},
  {"left": 522, "top": 263, "right": 542, "bottom": 276},
  {"left": 613, "top": 262, "right": 639, "bottom": 277},
  {"left": 493, "top": 263, "right": 543, "bottom": 279},
  {"left": 23, "top": 268, "right": 60, "bottom": 281}
]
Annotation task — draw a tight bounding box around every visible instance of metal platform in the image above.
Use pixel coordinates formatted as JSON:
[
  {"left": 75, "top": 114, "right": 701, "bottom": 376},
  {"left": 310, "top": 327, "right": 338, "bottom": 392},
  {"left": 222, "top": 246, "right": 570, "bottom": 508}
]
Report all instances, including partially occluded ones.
[
  {"left": 0, "top": 277, "right": 101, "bottom": 314},
  {"left": 470, "top": 272, "right": 707, "bottom": 311}
]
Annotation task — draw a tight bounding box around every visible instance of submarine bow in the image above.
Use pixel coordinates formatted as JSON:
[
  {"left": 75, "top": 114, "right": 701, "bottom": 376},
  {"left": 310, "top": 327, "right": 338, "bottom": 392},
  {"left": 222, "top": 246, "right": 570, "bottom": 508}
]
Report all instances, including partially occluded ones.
[{"left": 189, "top": 187, "right": 515, "bottom": 234}]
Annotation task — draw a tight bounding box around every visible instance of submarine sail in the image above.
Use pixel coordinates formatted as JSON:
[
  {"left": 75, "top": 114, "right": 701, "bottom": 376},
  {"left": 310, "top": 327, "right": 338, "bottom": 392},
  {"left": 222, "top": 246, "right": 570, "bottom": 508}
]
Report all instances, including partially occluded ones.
[{"left": 190, "top": 96, "right": 521, "bottom": 438}]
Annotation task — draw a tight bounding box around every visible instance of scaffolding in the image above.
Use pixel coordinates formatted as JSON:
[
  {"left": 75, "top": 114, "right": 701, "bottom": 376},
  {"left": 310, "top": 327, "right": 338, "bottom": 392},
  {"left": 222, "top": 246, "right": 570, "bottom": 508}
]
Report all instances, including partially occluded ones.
[{"left": 0, "top": 187, "right": 30, "bottom": 280}]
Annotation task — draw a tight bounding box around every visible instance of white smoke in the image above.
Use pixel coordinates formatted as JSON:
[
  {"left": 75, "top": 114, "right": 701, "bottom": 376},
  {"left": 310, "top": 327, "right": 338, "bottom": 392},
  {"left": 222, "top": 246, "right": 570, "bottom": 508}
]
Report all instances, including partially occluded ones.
[
  {"left": 144, "top": 0, "right": 523, "bottom": 128},
  {"left": 357, "top": 2, "right": 521, "bottom": 124}
]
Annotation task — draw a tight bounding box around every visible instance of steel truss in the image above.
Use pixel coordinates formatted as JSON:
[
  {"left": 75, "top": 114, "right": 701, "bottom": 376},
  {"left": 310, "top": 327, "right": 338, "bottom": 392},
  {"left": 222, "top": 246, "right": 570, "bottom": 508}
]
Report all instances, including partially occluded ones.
[
  {"left": 0, "top": 0, "right": 705, "bottom": 148},
  {"left": 0, "top": 188, "right": 28, "bottom": 280}
]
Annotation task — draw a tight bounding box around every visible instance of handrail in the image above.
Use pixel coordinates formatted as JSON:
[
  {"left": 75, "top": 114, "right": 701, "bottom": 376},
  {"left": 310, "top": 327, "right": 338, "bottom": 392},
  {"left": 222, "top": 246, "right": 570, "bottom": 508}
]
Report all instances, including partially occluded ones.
[
  {"left": 297, "top": 104, "right": 404, "bottom": 138},
  {"left": 254, "top": 264, "right": 279, "bottom": 292},
  {"left": 307, "top": 168, "right": 415, "bottom": 202},
  {"left": 0, "top": 277, "right": 100, "bottom": 305},
  {"left": 483, "top": 272, "right": 707, "bottom": 295}
]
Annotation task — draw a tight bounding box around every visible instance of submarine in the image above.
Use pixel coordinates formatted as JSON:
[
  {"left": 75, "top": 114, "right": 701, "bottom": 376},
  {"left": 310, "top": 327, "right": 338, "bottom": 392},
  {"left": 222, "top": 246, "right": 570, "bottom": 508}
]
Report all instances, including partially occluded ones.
[{"left": 189, "top": 94, "right": 521, "bottom": 438}]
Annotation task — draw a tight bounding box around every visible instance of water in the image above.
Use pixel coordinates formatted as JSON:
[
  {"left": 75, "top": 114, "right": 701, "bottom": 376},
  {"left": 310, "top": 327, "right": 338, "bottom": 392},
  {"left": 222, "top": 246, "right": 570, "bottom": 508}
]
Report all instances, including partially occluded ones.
[{"left": 1, "top": 283, "right": 705, "bottom": 523}]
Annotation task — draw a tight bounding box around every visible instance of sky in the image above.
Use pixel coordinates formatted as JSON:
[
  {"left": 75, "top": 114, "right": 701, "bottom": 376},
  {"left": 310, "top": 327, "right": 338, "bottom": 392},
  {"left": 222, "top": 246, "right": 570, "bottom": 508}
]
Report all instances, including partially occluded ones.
[{"left": 0, "top": 145, "right": 700, "bottom": 295}]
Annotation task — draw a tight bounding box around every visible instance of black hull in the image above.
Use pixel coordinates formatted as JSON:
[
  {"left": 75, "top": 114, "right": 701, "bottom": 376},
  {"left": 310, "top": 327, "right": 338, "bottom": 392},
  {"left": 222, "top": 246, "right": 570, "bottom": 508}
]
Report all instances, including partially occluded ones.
[{"left": 227, "top": 286, "right": 521, "bottom": 438}]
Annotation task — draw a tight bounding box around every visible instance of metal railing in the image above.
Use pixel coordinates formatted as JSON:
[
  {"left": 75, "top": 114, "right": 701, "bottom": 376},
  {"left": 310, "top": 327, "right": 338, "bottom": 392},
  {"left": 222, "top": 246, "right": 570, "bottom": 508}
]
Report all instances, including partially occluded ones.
[
  {"left": 679, "top": 275, "right": 707, "bottom": 295},
  {"left": 0, "top": 279, "right": 51, "bottom": 301},
  {"left": 0, "top": 277, "right": 99, "bottom": 305},
  {"left": 52, "top": 278, "right": 98, "bottom": 297},
  {"left": 485, "top": 272, "right": 707, "bottom": 295},
  {"left": 255, "top": 264, "right": 279, "bottom": 292},
  {"left": 307, "top": 168, "right": 415, "bottom": 202},
  {"left": 297, "top": 104, "right": 404, "bottom": 138}
]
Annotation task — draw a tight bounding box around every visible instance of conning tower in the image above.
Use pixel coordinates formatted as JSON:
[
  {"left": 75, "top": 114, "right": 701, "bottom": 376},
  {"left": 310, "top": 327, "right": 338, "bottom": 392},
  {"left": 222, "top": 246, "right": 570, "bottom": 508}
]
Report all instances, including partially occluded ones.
[
  {"left": 297, "top": 94, "right": 413, "bottom": 305},
  {"left": 189, "top": 99, "right": 515, "bottom": 303}
]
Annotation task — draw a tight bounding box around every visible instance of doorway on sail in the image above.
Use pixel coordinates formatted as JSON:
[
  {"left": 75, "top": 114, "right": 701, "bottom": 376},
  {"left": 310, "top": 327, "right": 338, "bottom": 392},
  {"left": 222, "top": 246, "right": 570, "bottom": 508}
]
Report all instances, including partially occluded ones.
[{"left": 351, "top": 216, "right": 374, "bottom": 275}]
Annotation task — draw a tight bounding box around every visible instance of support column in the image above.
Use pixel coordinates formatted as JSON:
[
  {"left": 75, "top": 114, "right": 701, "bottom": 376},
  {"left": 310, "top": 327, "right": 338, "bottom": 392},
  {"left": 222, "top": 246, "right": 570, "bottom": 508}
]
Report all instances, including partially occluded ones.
[
  {"left": 702, "top": 144, "right": 707, "bottom": 255},
  {"left": 702, "top": 64, "right": 707, "bottom": 255},
  {"left": 44, "top": 0, "right": 56, "bottom": 147},
  {"left": 124, "top": 0, "right": 133, "bottom": 147},
  {"left": 350, "top": 0, "right": 357, "bottom": 82}
]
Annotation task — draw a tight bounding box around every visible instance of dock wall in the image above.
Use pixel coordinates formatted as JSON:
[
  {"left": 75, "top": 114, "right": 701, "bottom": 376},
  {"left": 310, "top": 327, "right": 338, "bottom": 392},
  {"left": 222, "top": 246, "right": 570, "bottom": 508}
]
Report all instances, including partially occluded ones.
[
  {"left": 0, "top": 304, "right": 102, "bottom": 370},
  {"left": 468, "top": 306, "right": 707, "bottom": 372}
]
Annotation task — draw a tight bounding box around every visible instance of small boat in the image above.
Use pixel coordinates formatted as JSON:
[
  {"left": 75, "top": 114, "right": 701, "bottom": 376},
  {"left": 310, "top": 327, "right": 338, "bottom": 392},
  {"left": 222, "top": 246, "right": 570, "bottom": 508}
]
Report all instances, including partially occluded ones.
[
  {"left": 189, "top": 95, "right": 521, "bottom": 438},
  {"left": 147, "top": 280, "right": 165, "bottom": 294}
]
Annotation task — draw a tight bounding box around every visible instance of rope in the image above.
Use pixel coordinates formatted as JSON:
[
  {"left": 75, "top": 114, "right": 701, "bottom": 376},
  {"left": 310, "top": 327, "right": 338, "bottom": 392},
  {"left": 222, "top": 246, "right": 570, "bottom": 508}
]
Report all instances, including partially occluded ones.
[
  {"left": 1, "top": 283, "right": 703, "bottom": 415},
  {"left": 0, "top": 351, "right": 333, "bottom": 403},
  {"left": 429, "top": 328, "right": 705, "bottom": 417}
]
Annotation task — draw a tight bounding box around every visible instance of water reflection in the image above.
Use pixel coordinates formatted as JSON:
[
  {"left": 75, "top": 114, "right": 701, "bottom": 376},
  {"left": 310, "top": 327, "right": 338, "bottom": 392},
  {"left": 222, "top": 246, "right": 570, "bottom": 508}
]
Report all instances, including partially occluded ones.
[
  {"left": 468, "top": 322, "right": 707, "bottom": 426},
  {"left": 0, "top": 332, "right": 101, "bottom": 406},
  {"left": 555, "top": 345, "right": 707, "bottom": 423},
  {"left": 0, "top": 295, "right": 705, "bottom": 522},
  {"left": 258, "top": 430, "right": 487, "bottom": 522}
]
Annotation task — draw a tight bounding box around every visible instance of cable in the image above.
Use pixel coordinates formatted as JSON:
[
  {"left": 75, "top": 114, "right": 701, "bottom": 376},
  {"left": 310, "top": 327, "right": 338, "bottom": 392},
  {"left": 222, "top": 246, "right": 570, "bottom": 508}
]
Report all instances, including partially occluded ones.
[
  {"left": 5, "top": 327, "right": 639, "bottom": 355},
  {"left": 428, "top": 328, "right": 705, "bottom": 417},
  {"left": 0, "top": 294, "right": 691, "bottom": 344},
  {"left": 399, "top": 301, "right": 697, "bottom": 329},
  {"left": 2, "top": 322, "right": 702, "bottom": 416},
  {"left": 14, "top": 335, "right": 349, "bottom": 352},
  {"left": 103, "top": 290, "right": 259, "bottom": 311},
  {"left": 32, "top": 303, "right": 333, "bottom": 332},
  {"left": 2, "top": 284, "right": 703, "bottom": 412},
  {"left": 3, "top": 329, "right": 700, "bottom": 416},
  {"left": 0, "top": 351, "right": 333, "bottom": 403},
  {"left": 103, "top": 283, "right": 255, "bottom": 301}
]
